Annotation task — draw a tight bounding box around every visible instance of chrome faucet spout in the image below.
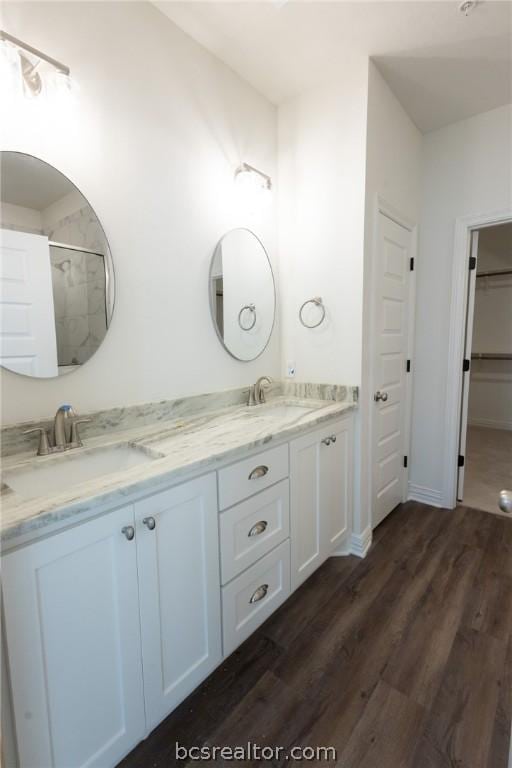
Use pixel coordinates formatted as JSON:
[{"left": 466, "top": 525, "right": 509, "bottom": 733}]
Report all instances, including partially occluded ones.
[
  {"left": 54, "top": 404, "right": 76, "bottom": 447},
  {"left": 252, "top": 376, "right": 273, "bottom": 405}
]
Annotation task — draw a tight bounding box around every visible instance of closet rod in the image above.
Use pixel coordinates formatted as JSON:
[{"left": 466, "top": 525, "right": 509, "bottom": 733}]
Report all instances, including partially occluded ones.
[
  {"left": 476, "top": 269, "right": 512, "bottom": 278},
  {"left": 471, "top": 353, "right": 512, "bottom": 360}
]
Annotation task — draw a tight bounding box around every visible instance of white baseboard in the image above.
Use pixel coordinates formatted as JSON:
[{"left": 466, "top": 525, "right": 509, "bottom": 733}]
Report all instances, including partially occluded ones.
[
  {"left": 468, "top": 418, "right": 512, "bottom": 431},
  {"left": 350, "top": 527, "right": 372, "bottom": 558},
  {"left": 408, "top": 483, "right": 443, "bottom": 508},
  {"left": 331, "top": 527, "right": 372, "bottom": 558}
]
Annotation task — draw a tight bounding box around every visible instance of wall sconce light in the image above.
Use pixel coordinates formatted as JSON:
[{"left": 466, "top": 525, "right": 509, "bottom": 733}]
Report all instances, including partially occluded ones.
[
  {"left": 0, "top": 30, "right": 73, "bottom": 99},
  {"left": 235, "top": 162, "right": 272, "bottom": 192}
]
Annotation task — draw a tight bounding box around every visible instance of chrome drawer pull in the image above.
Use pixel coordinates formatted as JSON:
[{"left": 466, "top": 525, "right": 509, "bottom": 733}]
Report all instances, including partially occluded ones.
[
  {"left": 248, "top": 520, "right": 268, "bottom": 537},
  {"left": 248, "top": 465, "right": 269, "bottom": 480},
  {"left": 249, "top": 584, "right": 269, "bottom": 604}
]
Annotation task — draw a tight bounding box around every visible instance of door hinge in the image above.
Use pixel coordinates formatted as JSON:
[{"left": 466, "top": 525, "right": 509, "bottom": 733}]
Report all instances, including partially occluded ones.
[
  {"left": 409, "top": 257, "right": 415, "bottom": 271},
  {"left": 463, "top": 358, "right": 470, "bottom": 372},
  {"left": 406, "top": 359, "right": 411, "bottom": 373},
  {"left": 469, "top": 255, "right": 477, "bottom": 271},
  {"left": 403, "top": 456, "right": 408, "bottom": 468},
  {"left": 458, "top": 455, "right": 465, "bottom": 468}
]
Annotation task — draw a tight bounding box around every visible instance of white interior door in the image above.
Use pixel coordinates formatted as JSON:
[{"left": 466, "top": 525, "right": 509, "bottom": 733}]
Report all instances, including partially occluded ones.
[
  {"left": 0, "top": 228, "right": 58, "bottom": 377},
  {"left": 457, "top": 230, "right": 478, "bottom": 500},
  {"left": 372, "top": 212, "right": 413, "bottom": 528}
]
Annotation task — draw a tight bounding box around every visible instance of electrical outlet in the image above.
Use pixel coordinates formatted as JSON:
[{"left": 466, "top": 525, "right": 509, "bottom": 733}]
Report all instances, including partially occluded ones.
[{"left": 287, "top": 361, "right": 296, "bottom": 378}]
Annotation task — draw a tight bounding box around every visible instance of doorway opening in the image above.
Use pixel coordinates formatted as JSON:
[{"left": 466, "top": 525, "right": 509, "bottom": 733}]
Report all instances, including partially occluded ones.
[{"left": 457, "top": 221, "right": 512, "bottom": 516}]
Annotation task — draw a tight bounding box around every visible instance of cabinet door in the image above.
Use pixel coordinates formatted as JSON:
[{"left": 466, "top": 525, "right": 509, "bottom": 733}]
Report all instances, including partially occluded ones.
[
  {"left": 2, "top": 506, "right": 145, "bottom": 768},
  {"left": 321, "top": 417, "right": 353, "bottom": 554},
  {"left": 135, "top": 474, "right": 222, "bottom": 730},
  {"left": 290, "top": 430, "right": 323, "bottom": 590},
  {"left": 290, "top": 417, "right": 353, "bottom": 591}
]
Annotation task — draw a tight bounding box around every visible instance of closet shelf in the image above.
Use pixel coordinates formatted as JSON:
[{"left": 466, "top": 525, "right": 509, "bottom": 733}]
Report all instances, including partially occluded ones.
[
  {"left": 471, "top": 353, "right": 512, "bottom": 360},
  {"left": 476, "top": 269, "right": 512, "bottom": 279}
]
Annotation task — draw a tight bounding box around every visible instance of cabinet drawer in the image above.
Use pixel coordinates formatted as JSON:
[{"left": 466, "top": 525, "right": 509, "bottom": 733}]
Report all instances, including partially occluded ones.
[
  {"left": 218, "top": 444, "right": 289, "bottom": 510},
  {"left": 220, "top": 480, "right": 290, "bottom": 584},
  {"left": 222, "top": 539, "right": 290, "bottom": 656}
]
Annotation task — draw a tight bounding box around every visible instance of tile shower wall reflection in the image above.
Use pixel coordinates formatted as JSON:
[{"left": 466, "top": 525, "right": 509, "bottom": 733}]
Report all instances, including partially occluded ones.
[{"left": 50, "top": 246, "right": 107, "bottom": 366}]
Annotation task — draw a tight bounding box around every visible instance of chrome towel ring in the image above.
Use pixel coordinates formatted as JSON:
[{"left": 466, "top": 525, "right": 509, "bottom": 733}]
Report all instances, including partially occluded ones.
[
  {"left": 299, "top": 297, "right": 326, "bottom": 328},
  {"left": 238, "top": 303, "right": 256, "bottom": 331}
]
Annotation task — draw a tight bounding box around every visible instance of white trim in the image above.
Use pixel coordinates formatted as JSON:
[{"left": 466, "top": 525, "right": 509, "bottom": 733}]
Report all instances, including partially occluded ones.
[
  {"left": 408, "top": 483, "right": 443, "bottom": 508},
  {"left": 350, "top": 527, "right": 372, "bottom": 558},
  {"left": 468, "top": 418, "right": 512, "bottom": 431},
  {"left": 331, "top": 528, "right": 372, "bottom": 559},
  {"left": 368, "top": 196, "right": 417, "bottom": 528},
  {"left": 443, "top": 207, "right": 512, "bottom": 508}
]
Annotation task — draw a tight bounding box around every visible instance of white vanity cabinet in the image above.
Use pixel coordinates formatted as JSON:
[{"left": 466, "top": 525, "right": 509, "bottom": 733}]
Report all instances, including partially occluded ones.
[
  {"left": 290, "top": 416, "right": 353, "bottom": 590},
  {"left": 135, "top": 475, "right": 222, "bottom": 730},
  {"left": 2, "top": 505, "right": 146, "bottom": 768},
  {"left": 2, "top": 473, "right": 221, "bottom": 768},
  {"left": 1, "top": 411, "right": 355, "bottom": 768}
]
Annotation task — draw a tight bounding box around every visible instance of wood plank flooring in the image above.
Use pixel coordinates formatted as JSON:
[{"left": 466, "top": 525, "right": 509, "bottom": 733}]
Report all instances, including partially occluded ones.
[{"left": 118, "top": 502, "right": 512, "bottom": 768}]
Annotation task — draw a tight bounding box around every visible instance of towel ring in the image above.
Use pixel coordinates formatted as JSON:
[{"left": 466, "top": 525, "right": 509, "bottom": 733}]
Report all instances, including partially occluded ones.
[
  {"left": 299, "top": 297, "right": 326, "bottom": 329},
  {"left": 238, "top": 303, "right": 256, "bottom": 331}
]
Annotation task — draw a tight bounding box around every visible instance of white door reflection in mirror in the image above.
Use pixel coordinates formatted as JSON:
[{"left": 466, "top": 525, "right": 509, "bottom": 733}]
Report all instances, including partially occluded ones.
[
  {"left": 0, "top": 228, "right": 58, "bottom": 377},
  {"left": 209, "top": 228, "right": 275, "bottom": 361},
  {"left": 0, "top": 151, "right": 115, "bottom": 379}
]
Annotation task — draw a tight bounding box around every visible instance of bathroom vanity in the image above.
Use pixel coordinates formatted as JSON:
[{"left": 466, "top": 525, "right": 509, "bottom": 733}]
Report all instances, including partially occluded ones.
[{"left": 1, "top": 391, "right": 355, "bottom": 768}]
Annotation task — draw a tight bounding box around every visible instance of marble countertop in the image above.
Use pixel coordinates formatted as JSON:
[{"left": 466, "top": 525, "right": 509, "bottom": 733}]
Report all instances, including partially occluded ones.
[{"left": 1, "top": 396, "right": 355, "bottom": 548}]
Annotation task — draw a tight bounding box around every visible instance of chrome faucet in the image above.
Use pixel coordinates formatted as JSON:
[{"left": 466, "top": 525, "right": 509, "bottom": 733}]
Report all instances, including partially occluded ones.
[
  {"left": 24, "top": 405, "right": 91, "bottom": 456},
  {"left": 249, "top": 376, "right": 273, "bottom": 406}
]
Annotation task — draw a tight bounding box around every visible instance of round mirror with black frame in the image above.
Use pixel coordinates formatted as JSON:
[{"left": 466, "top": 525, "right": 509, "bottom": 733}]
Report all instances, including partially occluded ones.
[
  {"left": 209, "top": 228, "right": 275, "bottom": 362},
  {"left": 0, "top": 151, "right": 115, "bottom": 378}
]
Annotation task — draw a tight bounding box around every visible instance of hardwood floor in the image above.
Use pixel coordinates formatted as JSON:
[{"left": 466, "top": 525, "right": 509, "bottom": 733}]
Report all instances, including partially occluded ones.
[{"left": 118, "top": 502, "right": 512, "bottom": 767}]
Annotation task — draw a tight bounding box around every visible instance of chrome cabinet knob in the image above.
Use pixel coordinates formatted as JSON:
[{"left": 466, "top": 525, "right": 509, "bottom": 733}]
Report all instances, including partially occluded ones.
[
  {"left": 330, "top": 435, "right": 337, "bottom": 443},
  {"left": 374, "top": 391, "right": 388, "bottom": 402},
  {"left": 143, "top": 516, "right": 156, "bottom": 530},
  {"left": 121, "top": 525, "right": 135, "bottom": 541},
  {"left": 321, "top": 437, "right": 331, "bottom": 446}
]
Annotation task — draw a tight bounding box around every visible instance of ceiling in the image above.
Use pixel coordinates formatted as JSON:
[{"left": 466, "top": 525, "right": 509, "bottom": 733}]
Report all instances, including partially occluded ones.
[
  {"left": 154, "top": 0, "right": 512, "bottom": 133},
  {"left": 1, "top": 153, "right": 76, "bottom": 211}
]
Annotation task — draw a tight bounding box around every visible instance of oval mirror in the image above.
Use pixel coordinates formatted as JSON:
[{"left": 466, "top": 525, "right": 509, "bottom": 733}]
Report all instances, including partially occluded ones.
[
  {"left": 209, "top": 228, "right": 275, "bottom": 361},
  {"left": 0, "top": 151, "right": 114, "bottom": 378}
]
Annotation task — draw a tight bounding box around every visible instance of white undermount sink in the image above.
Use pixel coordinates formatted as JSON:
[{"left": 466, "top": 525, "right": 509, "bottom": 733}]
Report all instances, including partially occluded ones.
[{"left": 3, "top": 444, "right": 160, "bottom": 499}]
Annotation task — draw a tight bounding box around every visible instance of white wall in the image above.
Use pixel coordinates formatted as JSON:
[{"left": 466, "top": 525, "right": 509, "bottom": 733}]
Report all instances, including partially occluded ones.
[
  {"left": 410, "top": 104, "right": 512, "bottom": 502},
  {"left": 277, "top": 63, "right": 369, "bottom": 388},
  {"left": 361, "top": 61, "right": 422, "bottom": 530},
  {"left": 0, "top": 1, "right": 278, "bottom": 425}
]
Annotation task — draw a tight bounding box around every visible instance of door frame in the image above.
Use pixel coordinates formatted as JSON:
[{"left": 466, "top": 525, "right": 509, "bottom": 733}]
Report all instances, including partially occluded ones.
[
  {"left": 442, "top": 207, "right": 512, "bottom": 508},
  {"left": 368, "top": 196, "right": 417, "bottom": 528}
]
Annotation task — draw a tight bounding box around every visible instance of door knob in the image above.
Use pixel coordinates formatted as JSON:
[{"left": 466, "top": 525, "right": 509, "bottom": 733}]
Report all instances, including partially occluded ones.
[
  {"left": 121, "top": 525, "right": 135, "bottom": 541},
  {"left": 374, "top": 391, "right": 388, "bottom": 402}
]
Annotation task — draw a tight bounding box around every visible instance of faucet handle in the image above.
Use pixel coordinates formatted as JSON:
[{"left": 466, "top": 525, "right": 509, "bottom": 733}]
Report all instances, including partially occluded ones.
[
  {"left": 70, "top": 418, "right": 91, "bottom": 447},
  {"left": 23, "top": 427, "right": 51, "bottom": 456}
]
